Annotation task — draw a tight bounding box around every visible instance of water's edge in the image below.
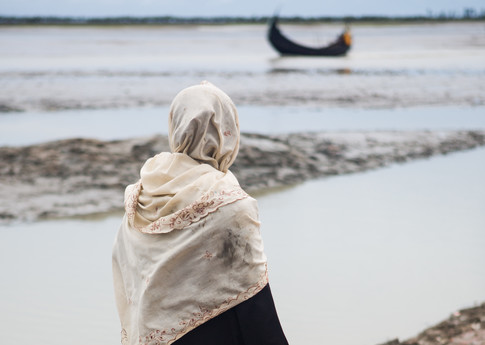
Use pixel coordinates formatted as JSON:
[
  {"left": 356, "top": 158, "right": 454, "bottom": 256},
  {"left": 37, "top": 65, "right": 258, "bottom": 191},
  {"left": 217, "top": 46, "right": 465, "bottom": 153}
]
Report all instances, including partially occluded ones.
[{"left": 1, "top": 130, "right": 484, "bottom": 223}]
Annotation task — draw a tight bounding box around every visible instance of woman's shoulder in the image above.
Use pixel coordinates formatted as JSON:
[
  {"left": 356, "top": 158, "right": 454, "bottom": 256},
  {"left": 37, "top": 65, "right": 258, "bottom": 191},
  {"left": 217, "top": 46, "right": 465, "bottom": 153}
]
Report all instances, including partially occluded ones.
[{"left": 219, "top": 192, "right": 260, "bottom": 222}]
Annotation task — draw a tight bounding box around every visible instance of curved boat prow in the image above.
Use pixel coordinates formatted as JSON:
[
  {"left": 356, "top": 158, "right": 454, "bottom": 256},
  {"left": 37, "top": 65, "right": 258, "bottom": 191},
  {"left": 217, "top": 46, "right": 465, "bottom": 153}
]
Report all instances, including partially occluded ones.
[{"left": 267, "top": 16, "right": 351, "bottom": 57}]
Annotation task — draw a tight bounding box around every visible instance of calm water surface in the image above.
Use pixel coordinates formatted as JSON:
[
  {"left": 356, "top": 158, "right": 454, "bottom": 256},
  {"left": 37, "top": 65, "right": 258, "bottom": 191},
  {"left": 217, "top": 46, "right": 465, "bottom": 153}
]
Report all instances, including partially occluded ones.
[
  {"left": 260, "top": 147, "right": 485, "bottom": 345},
  {"left": 0, "top": 147, "right": 484, "bottom": 345},
  {"left": 1, "top": 23, "right": 484, "bottom": 73},
  {"left": 1, "top": 105, "right": 485, "bottom": 146},
  {"left": 1, "top": 22, "right": 484, "bottom": 113}
]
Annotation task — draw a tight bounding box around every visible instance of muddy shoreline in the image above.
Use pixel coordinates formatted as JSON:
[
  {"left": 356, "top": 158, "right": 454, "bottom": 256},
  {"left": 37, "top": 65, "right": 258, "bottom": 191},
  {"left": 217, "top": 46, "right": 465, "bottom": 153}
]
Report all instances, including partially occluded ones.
[
  {"left": 1, "top": 70, "right": 485, "bottom": 113},
  {"left": 380, "top": 303, "right": 485, "bottom": 345},
  {"left": 1, "top": 130, "right": 484, "bottom": 223}
]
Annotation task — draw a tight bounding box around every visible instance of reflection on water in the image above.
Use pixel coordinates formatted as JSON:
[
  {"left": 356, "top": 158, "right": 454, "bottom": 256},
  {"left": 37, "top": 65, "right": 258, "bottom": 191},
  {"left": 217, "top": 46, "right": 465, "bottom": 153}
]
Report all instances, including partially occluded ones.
[
  {"left": 267, "top": 67, "right": 353, "bottom": 75},
  {"left": 267, "top": 65, "right": 485, "bottom": 76},
  {"left": 0, "top": 147, "right": 484, "bottom": 345}
]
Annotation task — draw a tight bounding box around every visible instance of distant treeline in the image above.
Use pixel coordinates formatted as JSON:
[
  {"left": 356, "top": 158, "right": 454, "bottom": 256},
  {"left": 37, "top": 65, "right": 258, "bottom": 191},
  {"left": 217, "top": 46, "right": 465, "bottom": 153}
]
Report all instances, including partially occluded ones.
[{"left": 1, "top": 12, "right": 485, "bottom": 25}]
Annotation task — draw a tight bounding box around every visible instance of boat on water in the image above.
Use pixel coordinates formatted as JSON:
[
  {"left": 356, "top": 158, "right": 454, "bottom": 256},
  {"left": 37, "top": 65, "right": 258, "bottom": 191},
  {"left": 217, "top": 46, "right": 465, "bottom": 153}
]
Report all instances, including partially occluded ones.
[{"left": 267, "top": 17, "right": 351, "bottom": 56}]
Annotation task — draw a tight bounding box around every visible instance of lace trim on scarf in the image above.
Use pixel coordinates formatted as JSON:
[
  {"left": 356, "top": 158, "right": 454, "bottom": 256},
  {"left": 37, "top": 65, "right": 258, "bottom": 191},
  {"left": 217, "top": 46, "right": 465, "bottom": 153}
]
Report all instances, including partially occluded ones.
[
  {"left": 131, "top": 265, "right": 268, "bottom": 345},
  {"left": 125, "top": 181, "right": 249, "bottom": 234}
]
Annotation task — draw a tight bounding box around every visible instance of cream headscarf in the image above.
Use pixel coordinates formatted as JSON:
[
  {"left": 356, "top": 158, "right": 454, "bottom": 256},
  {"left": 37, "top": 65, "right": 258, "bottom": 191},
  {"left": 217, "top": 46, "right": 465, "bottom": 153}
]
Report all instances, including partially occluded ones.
[
  {"left": 112, "top": 82, "right": 268, "bottom": 345},
  {"left": 169, "top": 81, "right": 240, "bottom": 173}
]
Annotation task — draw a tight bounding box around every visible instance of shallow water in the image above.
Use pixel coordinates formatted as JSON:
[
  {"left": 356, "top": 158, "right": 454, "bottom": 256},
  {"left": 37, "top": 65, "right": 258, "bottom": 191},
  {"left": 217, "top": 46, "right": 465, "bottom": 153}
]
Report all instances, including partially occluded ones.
[
  {"left": 1, "top": 105, "right": 485, "bottom": 146},
  {"left": 1, "top": 23, "right": 484, "bottom": 73},
  {"left": 1, "top": 22, "right": 485, "bottom": 111},
  {"left": 260, "top": 147, "right": 485, "bottom": 345},
  {"left": 0, "top": 147, "right": 484, "bottom": 345}
]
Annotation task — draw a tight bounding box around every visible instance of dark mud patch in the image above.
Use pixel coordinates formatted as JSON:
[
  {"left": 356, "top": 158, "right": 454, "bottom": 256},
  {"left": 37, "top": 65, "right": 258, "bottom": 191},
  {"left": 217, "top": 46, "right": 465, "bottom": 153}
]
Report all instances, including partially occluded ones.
[{"left": 1, "top": 130, "right": 484, "bottom": 223}]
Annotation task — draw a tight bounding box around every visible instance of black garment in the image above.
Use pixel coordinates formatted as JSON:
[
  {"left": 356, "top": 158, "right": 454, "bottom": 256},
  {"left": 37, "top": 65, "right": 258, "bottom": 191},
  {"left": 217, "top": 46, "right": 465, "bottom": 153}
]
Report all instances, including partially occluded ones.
[{"left": 173, "top": 284, "right": 289, "bottom": 345}]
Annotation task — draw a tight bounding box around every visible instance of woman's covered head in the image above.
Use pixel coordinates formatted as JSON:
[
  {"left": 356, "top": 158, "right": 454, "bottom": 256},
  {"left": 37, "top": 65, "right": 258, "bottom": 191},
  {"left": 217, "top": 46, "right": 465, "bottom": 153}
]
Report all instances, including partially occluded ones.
[{"left": 168, "top": 81, "right": 240, "bottom": 172}]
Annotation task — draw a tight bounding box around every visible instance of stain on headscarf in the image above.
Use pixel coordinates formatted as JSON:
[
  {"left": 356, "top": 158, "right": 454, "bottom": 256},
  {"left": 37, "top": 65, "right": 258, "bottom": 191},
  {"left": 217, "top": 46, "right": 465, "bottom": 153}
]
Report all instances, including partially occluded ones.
[
  {"left": 243, "top": 243, "right": 254, "bottom": 264},
  {"left": 220, "top": 230, "right": 241, "bottom": 267}
]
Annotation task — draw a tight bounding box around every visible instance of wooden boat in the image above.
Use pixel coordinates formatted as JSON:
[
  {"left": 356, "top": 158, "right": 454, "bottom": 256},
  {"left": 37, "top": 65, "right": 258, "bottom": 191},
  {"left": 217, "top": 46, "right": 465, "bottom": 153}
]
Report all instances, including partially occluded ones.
[{"left": 267, "top": 17, "right": 351, "bottom": 56}]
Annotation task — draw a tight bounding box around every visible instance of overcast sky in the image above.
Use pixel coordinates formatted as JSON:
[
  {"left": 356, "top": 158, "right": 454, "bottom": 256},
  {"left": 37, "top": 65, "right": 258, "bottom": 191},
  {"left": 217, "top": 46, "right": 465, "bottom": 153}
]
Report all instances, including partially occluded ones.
[{"left": 0, "top": 0, "right": 484, "bottom": 17}]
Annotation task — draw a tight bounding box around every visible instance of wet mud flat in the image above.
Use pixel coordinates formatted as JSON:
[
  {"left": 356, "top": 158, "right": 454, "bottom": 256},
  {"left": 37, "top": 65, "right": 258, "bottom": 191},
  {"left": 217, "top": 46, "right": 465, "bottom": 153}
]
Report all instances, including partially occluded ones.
[
  {"left": 1, "top": 23, "right": 485, "bottom": 113},
  {"left": 1, "top": 69, "right": 484, "bottom": 113},
  {"left": 1, "top": 130, "right": 484, "bottom": 223}
]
